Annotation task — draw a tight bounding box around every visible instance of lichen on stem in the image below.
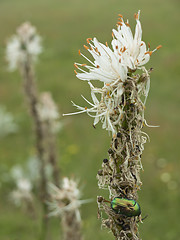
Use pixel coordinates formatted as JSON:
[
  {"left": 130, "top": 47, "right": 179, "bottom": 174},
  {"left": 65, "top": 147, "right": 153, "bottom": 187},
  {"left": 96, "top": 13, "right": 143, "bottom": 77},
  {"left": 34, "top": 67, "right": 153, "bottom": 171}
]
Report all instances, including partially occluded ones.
[{"left": 97, "top": 70, "right": 150, "bottom": 240}]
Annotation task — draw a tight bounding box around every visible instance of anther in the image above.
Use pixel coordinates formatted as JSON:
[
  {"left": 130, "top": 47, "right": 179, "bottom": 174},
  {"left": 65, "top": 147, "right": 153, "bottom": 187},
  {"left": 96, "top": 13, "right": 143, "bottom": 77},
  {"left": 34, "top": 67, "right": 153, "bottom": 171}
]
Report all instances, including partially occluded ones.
[
  {"left": 74, "top": 70, "right": 77, "bottom": 75},
  {"left": 148, "top": 42, "right": 150, "bottom": 49},
  {"left": 140, "top": 43, "right": 143, "bottom": 46},
  {"left": 81, "top": 64, "right": 87, "bottom": 67},
  {"left": 125, "top": 22, "right": 130, "bottom": 27},
  {"left": 118, "top": 18, "right": 123, "bottom": 22},
  {"left": 134, "top": 13, "right": 139, "bottom": 20},
  {"left": 96, "top": 65, "right": 100, "bottom": 68},
  {"left": 106, "top": 83, "right": 110, "bottom": 86},
  {"left": 105, "top": 42, "right": 108, "bottom": 47},
  {"left": 84, "top": 45, "right": 89, "bottom": 50},
  {"left": 117, "top": 22, "right": 123, "bottom": 26},
  {"left": 112, "top": 32, "right": 114, "bottom": 37},
  {"left": 74, "top": 63, "right": 78, "bottom": 69},
  {"left": 78, "top": 50, "right": 81, "bottom": 55},
  {"left": 145, "top": 51, "right": 152, "bottom": 56},
  {"left": 86, "top": 38, "right": 92, "bottom": 44},
  {"left": 156, "top": 45, "right": 162, "bottom": 50},
  {"left": 116, "top": 45, "right": 118, "bottom": 49},
  {"left": 118, "top": 14, "right": 123, "bottom": 18},
  {"left": 85, "top": 107, "right": 88, "bottom": 110},
  {"left": 122, "top": 46, "right": 126, "bottom": 53}
]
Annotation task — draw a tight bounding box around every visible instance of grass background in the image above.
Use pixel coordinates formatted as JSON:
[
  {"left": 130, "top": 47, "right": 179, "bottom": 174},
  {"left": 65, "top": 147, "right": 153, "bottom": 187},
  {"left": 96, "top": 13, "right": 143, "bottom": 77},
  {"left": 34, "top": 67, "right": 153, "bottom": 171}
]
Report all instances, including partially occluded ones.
[{"left": 0, "top": 0, "right": 180, "bottom": 239}]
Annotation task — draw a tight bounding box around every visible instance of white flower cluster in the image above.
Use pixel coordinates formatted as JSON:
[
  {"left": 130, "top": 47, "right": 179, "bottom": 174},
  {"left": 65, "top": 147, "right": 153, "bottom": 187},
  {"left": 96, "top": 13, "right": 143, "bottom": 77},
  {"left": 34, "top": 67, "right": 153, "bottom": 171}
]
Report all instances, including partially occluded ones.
[
  {"left": 64, "top": 11, "right": 161, "bottom": 135},
  {"left": 48, "top": 177, "right": 89, "bottom": 221},
  {"left": 0, "top": 105, "right": 18, "bottom": 138},
  {"left": 10, "top": 177, "right": 33, "bottom": 207},
  {"left": 37, "top": 92, "right": 62, "bottom": 133},
  {"left": 6, "top": 22, "right": 42, "bottom": 71}
]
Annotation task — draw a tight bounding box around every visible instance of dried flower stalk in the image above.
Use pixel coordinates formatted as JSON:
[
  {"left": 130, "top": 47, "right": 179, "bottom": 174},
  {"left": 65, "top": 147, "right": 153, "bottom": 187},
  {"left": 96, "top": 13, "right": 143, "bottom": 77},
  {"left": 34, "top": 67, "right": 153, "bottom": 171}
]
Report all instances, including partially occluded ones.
[{"left": 6, "top": 22, "right": 56, "bottom": 239}]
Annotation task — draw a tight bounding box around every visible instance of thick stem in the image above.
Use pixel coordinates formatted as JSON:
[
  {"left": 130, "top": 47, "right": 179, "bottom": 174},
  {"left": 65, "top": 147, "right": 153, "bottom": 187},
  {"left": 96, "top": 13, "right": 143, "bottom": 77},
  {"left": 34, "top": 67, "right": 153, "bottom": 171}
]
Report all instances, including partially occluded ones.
[
  {"left": 21, "top": 58, "right": 49, "bottom": 239},
  {"left": 97, "top": 76, "right": 147, "bottom": 240}
]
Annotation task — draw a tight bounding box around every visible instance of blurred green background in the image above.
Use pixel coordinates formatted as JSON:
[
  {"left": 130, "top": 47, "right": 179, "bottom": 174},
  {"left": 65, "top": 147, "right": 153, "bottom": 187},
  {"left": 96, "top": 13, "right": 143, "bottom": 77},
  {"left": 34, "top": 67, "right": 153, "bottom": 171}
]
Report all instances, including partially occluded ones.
[{"left": 0, "top": 0, "right": 180, "bottom": 239}]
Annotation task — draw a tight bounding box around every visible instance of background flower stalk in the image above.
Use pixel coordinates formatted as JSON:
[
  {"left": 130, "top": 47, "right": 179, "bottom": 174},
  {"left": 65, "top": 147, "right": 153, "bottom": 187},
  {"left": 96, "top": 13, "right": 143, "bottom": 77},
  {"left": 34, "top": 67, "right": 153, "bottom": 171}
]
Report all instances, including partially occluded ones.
[{"left": 6, "top": 22, "right": 61, "bottom": 239}]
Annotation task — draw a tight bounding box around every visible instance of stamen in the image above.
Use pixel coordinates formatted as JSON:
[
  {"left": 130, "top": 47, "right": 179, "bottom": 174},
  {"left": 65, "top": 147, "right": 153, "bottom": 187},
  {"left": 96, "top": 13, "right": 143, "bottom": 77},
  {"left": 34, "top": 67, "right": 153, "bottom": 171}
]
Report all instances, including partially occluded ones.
[
  {"left": 105, "top": 42, "right": 108, "bottom": 47},
  {"left": 122, "top": 46, "right": 126, "bottom": 53},
  {"left": 96, "top": 65, "right": 100, "bottom": 68},
  {"left": 117, "top": 22, "right": 123, "bottom": 26},
  {"left": 95, "top": 47, "right": 98, "bottom": 53},
  {"left": 81, "top": 63, "right": 87, "bottom": 67},
  {"left": 148, "top": 42, "right": 150, "bottom": 49},
  {"left": 84, "top": 45, "right": 89, "bottom": 50},
  {"left": 74, "top": 70, "right": 77, "bottom": 75},
  {"left": 156, "top": 45, "right": 162, "bottom": 50},
  {"left": 106, "top": 83, "right": 110, "bottom": 86},
  {"left": 116, "top": 45, "right": 118, "bottom": 49},
  {"left": 112, "top": 32, "right": 114, "bottom": 38},
  {"left": 119, "top": 58, "right": 121, "bottom": 63},
  {"left": 118, "top": 18, "right": 123, "bottom": 22},
  {"left": 140, "top": 43, "right": 143, "bottom": 46},
  {"left": 78, "top": 50, "right": 81, "bottom": 55},
  {"left": 145, "top": 51, "right": 153, "bottom": 56},
  {"left": 86, "top": 38, "right": 92, "bottom": 44},
  {"left": 85, "top": 107, "right": 88, "bottom": 110},
  {"left": 74, "top": 63, "right": 78, "bottom": 69},
  {"left": 118, "top": 14, "right": 123, "bottom": 18},
  {"left": 125, "top": 22, "right": 130, "bottom": 27}
]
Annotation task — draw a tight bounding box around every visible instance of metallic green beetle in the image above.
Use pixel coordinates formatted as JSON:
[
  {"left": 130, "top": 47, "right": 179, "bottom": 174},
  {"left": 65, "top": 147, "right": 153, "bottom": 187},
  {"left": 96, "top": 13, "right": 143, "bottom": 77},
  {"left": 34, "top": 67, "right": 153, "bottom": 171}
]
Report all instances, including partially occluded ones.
[{"left": 111, "top": 197, "right": 141, "bottom": 217}]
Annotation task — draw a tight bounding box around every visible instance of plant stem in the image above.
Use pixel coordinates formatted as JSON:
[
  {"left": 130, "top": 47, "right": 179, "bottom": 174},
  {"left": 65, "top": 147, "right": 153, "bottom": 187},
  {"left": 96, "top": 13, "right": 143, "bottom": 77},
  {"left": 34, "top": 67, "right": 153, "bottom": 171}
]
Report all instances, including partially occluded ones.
[
  {"left": 97, "top": 73, "right": 149, "bottom": 240},
  {"left": 21, "top": 57, "right": 49, "bottom": 239}
]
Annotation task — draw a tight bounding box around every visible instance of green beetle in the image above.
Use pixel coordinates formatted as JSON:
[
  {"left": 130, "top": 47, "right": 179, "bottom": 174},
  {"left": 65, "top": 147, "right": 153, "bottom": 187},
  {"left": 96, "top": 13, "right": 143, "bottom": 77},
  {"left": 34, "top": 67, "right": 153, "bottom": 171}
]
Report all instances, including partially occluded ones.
[{"left": 111, "top": 197, "right": 141, "bottom": 217}]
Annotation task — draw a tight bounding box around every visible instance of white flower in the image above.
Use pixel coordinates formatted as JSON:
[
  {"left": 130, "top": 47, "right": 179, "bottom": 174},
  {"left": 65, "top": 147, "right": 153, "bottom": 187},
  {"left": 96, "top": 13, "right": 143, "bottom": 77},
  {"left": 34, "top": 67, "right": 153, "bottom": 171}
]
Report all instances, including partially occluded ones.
[
  {"left": 48, "top": 178, "right": 90, "bottom": 221},
  {"left": 112, "top": 11, "right": 162, "bottom": 69},
  {"left": 63, "top": 81, "right": 124, "bottom": 135},
  {"left": 37, "top": 92, "right": 59, "bottom": 121},
  {"left": 75, "top": 37, "right": 127, "bottom": 84},
  {"left": 37, "top": 92, "right": 62, "bottom": 133},
  {"left": 17, "top": 178, "right": 32, "bottom": 192},
  {"left": 0, "top": 106, "right": 18, "bottom": 138},
  {"left": 10, "top": 178, "right": 33, "bottom": 206},
  {"left": 64, "top": 11, "right": 162, "bottom": 135},
  {"left": 6, "top": 22, "right": 42, "bottom": 71}
]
